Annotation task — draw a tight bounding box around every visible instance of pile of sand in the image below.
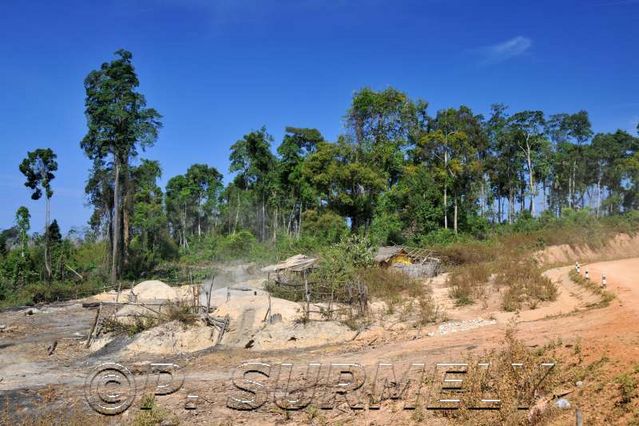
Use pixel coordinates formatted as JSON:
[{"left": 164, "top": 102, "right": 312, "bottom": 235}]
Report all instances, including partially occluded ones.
[
  {"left": 124, "top": 320, "right": 218, "bottom": 355},
  {"left": 250, "top": 321, "right": 356, "bottom": 350},
  {"left": 131, "top": 280, "right": 179, "bottom": 302},
  {"left": 211, "top": 289, "right": 302, "bottom": 347},
  {"left": 86, "top": 280, "right": 182, "bottom": 304},
  {"left": 87, "top": 289, "right": 132, "bottom": 303}
]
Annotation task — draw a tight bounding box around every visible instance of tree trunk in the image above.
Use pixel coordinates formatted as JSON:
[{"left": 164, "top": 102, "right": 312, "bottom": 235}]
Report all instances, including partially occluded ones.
[
  {"left": 596, "top": 173, "right": 602, "bottom": 218},
  {"left": 234, "top": 192, "right": 240, "bottom": 234},
  {"left": 182, "top": 202, "right": 189, "bottom": 249},
  {"left": 272, "top": 205, "right": 278, "bottom": 242},
  {"left": 526, "top": 144, "right": 535, "bottom": 216},
  {"left": 122, "top": 191, "right": 130, "bottom": 270},
  {"left": 44, "top": 194, "right": 51, "bottom": 282},
  {"left": 453, "top": 197, "right": 458, "bottom": 234},
  {"left": 298, "top": 201, "right": 303, "bottom": 239},
  {"left": 111, "top": 158, "right": 120, "bottom": 287},
  {"left": 508, "top": 189, "right": 514, "bottom": 224},
  {"left": 261, "top": 196, "right": 266, "bottom": 241},
  {"left": 443, "top": 151, "right": 448, "bottom": 229}
]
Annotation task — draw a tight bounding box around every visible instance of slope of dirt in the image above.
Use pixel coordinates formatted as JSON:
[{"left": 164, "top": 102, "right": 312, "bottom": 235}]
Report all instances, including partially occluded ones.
[{"left": 535, "top": 232, "right": 639, "bottom": 266}]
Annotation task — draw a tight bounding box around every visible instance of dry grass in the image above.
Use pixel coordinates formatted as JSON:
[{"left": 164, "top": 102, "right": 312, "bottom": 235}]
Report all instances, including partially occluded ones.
[
  {"left": 447, "top": 263, "right": 490, "bottom": 306},
  {"left": 358, "top": 266, "right": 442, "bottom": 325},
  {"left": 1, "top": 401, "right": 110, "bottom": 426},
  {"left": 102, "top": 301, "right": 200, "bottom": 337},
  {"left": 568, "top": 269, "right": 616, "bottom": 307},
  {"left": 163, "top": 301, "right": 199, "bottom": 326},
  {"left": 432, "top": 327, "right": 562, "bottom": 425},
  {"left": 101, "top": 315, "right": 158, "bottom": 336},
  {"left": 132, "top": 394, "right": 179, "bottom": 426},
  {"left": 358, "top": 266, "right": 422, "bottom": 313},
  {"left": 495, "top": 259, "right": 558, "bottom": 311}
]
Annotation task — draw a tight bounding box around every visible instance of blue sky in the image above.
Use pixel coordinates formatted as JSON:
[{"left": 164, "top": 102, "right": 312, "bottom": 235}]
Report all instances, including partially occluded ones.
[{"left": 1, "top": 0, "right": 638, "bottom": 233}]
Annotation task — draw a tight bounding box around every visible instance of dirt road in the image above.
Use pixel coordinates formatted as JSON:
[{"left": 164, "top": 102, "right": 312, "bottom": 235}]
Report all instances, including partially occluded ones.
[{"left": 1, "top": 257, "right": 638, "bottom": 424}]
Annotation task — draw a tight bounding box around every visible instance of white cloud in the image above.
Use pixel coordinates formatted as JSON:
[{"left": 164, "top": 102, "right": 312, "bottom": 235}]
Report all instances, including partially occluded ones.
[{"left": 478, "top": 36, "right": 532, "bottom": 65}]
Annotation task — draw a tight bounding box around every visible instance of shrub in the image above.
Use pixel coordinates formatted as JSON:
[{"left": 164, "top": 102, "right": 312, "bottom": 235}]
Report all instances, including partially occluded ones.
[
  {"left": 358, "top": 266, "right": 421, "bottom": 311},
  {"left": 568, "top": 269, "right": 616, "bottom": 307},
  {"left": 102, "top": 316, "right": 158, "bottom": 337},
  {"left": 300, "top": 209, "right": 348, "bottom": 245},
  {"left": 616, "top": 373, "right": 637, "bottom": 405},
  {"left": 447, "top": 263, "right": 490, "bottom": 306},
  {"left": 496, "top": 260, "right": 557, "bottom": 311},
  {"left": 369, "top": 211, "right": 404, "bottom": 246},
  {"left": 163, "top": 301, "right": 198, "bottom": 326},
  {"left": 216, "top": 230, "right": 258, "bottom": 259}
]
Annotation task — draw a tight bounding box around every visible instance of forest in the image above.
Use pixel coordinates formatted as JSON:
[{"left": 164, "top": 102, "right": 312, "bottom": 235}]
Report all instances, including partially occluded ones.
[{"left": 2, "top": 49, "right": 639, "bottom": 307}]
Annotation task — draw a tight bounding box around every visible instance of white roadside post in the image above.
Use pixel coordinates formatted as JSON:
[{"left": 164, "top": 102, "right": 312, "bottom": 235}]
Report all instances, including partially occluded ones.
[
  {"left": 576, "top": 262, "right": 580, "bottom": 273},
  {"left": 585, "top": 270, "right": 589, "bottom": 280},
  {"left": 602, "top": 273, "right": 607, "bottom": 289}
]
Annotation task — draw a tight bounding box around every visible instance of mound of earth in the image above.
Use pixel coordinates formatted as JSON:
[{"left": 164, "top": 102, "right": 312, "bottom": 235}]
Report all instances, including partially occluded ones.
[
  {"left": 534, "top": 232, "right": 639, "bottom": 265},
  {"left": 131, "top": 280, "right": 179, "bottom": 302},
  {"left": 124, "top": 320, "right": 219, "bottom": 355},
  {"left": 211, "top": 289, "right": 302, "bottom": 347},
  {"left": 86, "top": 279, "right": 181, "bottom": 303},
  {"left": 250, "top": 321, "right": 357, "bottom": 350}
]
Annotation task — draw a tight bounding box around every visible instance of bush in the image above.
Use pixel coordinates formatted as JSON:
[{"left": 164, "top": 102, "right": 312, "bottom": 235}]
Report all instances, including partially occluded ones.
[
  {"left": 616, "top": 373, "right": 637, "bottom": 405},
  {"left": 369, "top": 211, "right": 404, "bottom": 246},
  {"left": 359, "top": 266, "right": 421, "bottom": 311},
  {"left": 447, "top": 263, "right": 490, "bottom": 306},
  {"left": 315, "top": 234, "right": 374, "bottom": 285},
  {"left": 300, "top": 210, "right": 348, "bottom": 245},
  {"left": 496, "top": 260, "right": 557, "bottom": 311},
  {"left": 568, "top": 269, "right": 615, "bottom": 307}
]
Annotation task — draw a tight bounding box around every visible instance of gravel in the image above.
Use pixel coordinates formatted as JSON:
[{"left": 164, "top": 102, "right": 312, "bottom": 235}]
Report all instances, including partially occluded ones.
[{"left": 436, "top": 318, "right": 497, "bottom": 336}]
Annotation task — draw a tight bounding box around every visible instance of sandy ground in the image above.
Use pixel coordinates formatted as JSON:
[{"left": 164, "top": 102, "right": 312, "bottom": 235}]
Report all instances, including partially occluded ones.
[{"left": 0, "top": 255, "right": 637, "bottom": 424}]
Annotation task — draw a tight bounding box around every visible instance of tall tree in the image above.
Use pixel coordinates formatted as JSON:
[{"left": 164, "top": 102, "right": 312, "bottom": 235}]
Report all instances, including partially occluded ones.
[
  {"left": 508, "top": 110, "right": 547, "bottom": 216},
  {"left": 166, "top": 174, "right": 193, "bottom": 249},
  {"left": 165, "top": 163, "right": 223, "bottom": 246},
  {"left": 81, "top": 49, "right": 162, "bottom": 285},
  {"left": 19, "top": 148, "right": 57, "bottom": 279},
  {"left": 229, "top": 127, "right": 276, "bottom": 240},
  {"left": 347, "top": 87, "right": 427, "bottom": 185},
  {"left": 277, "top": 127, "right": 323, "bottom": 237},
  {"left": 547, "top": 112, "right": 593, "bottom": 211},
  {"left": 128, "top": 159, "right": 174, "bottom": 269},
  {"left": 185, "top": 164, "right": 223, "bottom": 237},
  {"left": 303, "top": 137, "right": 386, "bottom": 230},
  {"left": 15, "top": 206, "right": 30, "bottom": 258},
  {"left": 416, "top": 107, "right": 483, "bottom": 233}
]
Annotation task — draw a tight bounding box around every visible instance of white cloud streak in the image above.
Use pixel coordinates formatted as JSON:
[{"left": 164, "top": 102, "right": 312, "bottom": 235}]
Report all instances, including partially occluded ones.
[{"left": 478, "top": 36, "right": 532, "bottom": 65}]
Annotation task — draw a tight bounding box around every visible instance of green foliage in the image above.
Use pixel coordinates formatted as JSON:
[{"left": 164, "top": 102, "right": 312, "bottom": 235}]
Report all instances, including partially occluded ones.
[
  {"left": 166, "top": 163, "right": 223, "bottom": 248},
  {"left": 81, "top": 49, "right": 162, "bottom": 284},
  {"left": 81, "top": 49, "right": 162, "bottom": 163},
  {"left": 369, "top": 210, "right": 404, "bottom": 246},
  {"left": 19, "top": 148, "right": 58, "bottom": 200},
  {"left": 15, "top": 206, "right": 30, "bottom": 256},
  {"left": 47, "top": 220, "right": 62, "bottom": 245},
  {"left": 615, "top": 373, "right": 637, "bottom": 405},
  {"left": 215, "top": 230, "right": 261, "bottom": 260},
  {"left": 300, "top": 209, "right": 348, "bottom": 245},
  {"left": 315, "top": 234, "right": 374, "bottom": 288}
]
